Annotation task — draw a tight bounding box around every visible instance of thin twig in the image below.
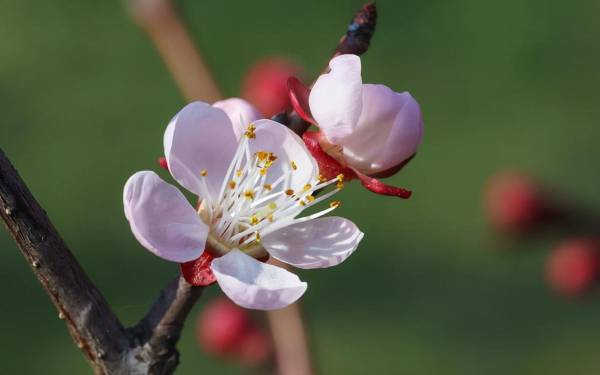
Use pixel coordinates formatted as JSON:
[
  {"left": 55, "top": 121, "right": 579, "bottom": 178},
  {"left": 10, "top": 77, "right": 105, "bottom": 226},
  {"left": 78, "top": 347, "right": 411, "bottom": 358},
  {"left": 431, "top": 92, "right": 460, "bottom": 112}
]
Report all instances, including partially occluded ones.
[
  {"left": 130, "top": 276, "right": 205, "bottom": 375},
  {"left": 128, "top": 0, "right": 222, "bottom": 102}
]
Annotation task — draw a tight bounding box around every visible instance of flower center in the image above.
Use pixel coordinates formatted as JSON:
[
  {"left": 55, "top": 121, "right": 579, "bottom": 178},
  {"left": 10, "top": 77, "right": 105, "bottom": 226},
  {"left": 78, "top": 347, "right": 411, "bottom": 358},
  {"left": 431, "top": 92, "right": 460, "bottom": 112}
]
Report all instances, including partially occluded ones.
[{"left": 196, "top": 123, "right": 344, "bottom": 258}]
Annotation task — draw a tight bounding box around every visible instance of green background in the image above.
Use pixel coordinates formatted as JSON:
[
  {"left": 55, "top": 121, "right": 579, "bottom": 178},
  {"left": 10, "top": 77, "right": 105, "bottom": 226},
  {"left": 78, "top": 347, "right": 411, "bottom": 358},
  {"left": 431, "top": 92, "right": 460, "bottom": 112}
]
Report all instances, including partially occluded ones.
[{"left": 2, "top": 0, "right": 600, "bottom": 373}]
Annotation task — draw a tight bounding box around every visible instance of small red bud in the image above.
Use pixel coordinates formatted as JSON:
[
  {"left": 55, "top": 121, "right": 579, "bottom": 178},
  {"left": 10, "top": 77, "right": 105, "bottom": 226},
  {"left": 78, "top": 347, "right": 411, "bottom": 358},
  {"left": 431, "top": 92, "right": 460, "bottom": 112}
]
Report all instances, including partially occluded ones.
[
  {"left": 196, "top": 297, "right": 251, "bottom": 356},
  {"left": 546, "top": 239, "right": 600, "bottom": 296},
  {"left": 235, "top": 327, "right": 272, "bottom": 367},
  {"left": 242, "top": 57, "right": 304, "bottom": 118},
  {"left": 157, "top": 156, "right": 168, "bottom": 170},
  {"left": 484, "top": 171, "right": 547, "bottom": 234}
]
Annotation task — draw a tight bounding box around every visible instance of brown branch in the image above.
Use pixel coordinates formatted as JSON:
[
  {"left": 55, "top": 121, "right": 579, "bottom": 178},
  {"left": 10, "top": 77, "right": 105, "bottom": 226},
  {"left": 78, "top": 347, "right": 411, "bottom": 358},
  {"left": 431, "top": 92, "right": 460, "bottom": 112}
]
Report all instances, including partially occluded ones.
[
  {"left": 129, "top": 276, "right": 205, "bottom": 375},
  {"left": 128, "top": 0, "right": 222, "bottom": 102},
  {"left": 0, "top": 148, "right": 130, "bottom": 374},
  {"left": 0, "top": 148, "right": 205, "bottom": 374}
]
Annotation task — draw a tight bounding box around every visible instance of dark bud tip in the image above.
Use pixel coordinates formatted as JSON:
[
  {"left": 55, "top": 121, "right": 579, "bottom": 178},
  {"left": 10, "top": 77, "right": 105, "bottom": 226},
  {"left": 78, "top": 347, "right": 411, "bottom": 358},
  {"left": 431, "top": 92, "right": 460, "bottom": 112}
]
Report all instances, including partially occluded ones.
[{"left": 336, "top": 2, "right": 378, "bottom": 56}]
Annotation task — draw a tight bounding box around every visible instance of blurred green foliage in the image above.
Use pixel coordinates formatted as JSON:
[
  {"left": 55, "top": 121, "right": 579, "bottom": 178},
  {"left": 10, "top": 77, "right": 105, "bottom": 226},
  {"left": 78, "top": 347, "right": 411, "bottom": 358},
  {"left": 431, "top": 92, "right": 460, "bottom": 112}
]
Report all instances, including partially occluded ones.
[{"left": 2, "top": 0, "right": 600, "bottom": 374}]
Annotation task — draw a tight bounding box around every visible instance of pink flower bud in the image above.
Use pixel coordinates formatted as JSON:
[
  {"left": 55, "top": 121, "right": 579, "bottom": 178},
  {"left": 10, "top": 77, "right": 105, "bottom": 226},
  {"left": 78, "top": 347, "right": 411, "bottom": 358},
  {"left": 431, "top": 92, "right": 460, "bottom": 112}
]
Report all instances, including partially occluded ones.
[
  {"left": 546, "top": 239, "right": 600, "bottom": 296},
  {"left": 196, "top": 297, "right": 251, "bottom": 356},
  {"left": 242, "top": 58, "right": 304, "bottom": 118},
  {"left": 307, "top": 54, "right": 423, "bottom": 176},
  {"left": 236, "top": 327, "right": 272, "bottom": 367},
  {"left": 484, "top": 171, "right": 547, "bottom": 234}
]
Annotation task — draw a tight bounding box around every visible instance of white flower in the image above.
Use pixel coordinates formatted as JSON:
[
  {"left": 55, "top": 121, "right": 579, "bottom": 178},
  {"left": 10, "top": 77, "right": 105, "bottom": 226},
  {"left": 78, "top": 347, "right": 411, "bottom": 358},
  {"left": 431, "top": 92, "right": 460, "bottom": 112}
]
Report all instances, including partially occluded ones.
[{"left": 123, "top": 100, "right": 363, "bottom": 310}]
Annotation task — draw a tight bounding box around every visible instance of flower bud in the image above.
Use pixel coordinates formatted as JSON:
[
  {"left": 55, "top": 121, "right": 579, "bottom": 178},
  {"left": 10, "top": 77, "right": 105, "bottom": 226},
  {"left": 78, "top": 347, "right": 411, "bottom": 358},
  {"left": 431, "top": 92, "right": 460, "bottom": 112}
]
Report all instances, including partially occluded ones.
[
  {"left": 546, "top": 238, "right": 600, "bottom": 296},
  {"left": 236, "top": 327, "right": 272, "bottom": 367},
  {"left": 196, "top": 297, "right": 250, "bottom": 356},
  {"left": 484, "top": 171, "right": 547, "bottom": 234},
  {"left": 307, "top": 54, "right": 423, "bottom": 176},
  {"left": 242, "top": 57, "right": 304, "bottom": 118}
]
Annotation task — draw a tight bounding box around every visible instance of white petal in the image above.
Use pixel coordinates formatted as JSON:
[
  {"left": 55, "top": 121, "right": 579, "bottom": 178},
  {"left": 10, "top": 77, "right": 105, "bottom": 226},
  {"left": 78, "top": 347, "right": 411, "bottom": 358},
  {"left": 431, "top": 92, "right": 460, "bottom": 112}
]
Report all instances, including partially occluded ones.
[
  {"left": 262, "top": 217, "right": 363, "bottom": 269},
  {"left": 164, "top": 102, "right": 238, "bottom": 199},
  {"left": 123, "top": 171, "right": 208, "bottom": 263},
  {"left": 250, "top": 119, "right": 318, "bottom": 193},
  {"left": 340, "top": 86, "right": 423, "bottom": 174},
  {"left": 211, "top": 250, "right": 307, "bottom": 310},
  {"left": 309, "top": 54, "right": 363, "bottom": 143},
  {"left": 212, "top": 98, "right": 262, "bottom": 140}
]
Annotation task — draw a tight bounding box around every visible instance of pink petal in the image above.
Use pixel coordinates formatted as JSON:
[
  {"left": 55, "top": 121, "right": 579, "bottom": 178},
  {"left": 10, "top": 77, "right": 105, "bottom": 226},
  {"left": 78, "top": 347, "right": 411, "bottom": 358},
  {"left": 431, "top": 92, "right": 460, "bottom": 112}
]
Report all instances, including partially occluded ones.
[
  {"left": 262, "top": 217, "right": 363, "bottom": 269},
  {"left": 212, "top": 98, "right": 262, "bottom": 139},
  {"left": 123, "top": 171, "right": 208, "bottom": 262},
  {"left": 340, "top": 86, "right": 423, "bottom": 174},
  {"left": 211, "top": 250, "right": 307, "bottom": 310},
  {"left": 378, "top": 92, "right": 423, "bottom": 170},
  {"left": 309, "top": 54, "right": 363, "bottom": 143},
  {"left": 250, "top": 119, "right": 318, "bottom": 193},
  {"left": 164, "top": 102, "right": 238, "bottom": 200}
]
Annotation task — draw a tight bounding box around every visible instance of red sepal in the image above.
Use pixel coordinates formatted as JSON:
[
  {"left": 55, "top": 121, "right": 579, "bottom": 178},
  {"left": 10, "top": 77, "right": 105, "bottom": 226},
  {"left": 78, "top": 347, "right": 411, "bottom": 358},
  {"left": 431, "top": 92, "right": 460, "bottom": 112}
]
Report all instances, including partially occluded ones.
[
  {"left": 181, "top": 251, "right": 217, "bottom": 286},
  {"left": 288, "top": 77, "right": 316, "bottom": 124},
  {"left": 353, "top": 168, "right": 412, "bottom": 199},
  {"left": 303, "top": 131, "right": 412, "bottom": 199},
  {"left": 158, "top": 156, "right": 169, "bottom": 171},
  {"left": 302, "top": 131, "right": 354, "bottom": 180}
]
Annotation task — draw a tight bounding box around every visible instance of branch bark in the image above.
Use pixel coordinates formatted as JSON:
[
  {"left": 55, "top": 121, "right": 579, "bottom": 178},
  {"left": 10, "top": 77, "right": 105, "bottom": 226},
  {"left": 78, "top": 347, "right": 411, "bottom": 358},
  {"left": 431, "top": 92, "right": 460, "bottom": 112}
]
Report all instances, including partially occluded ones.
[
  {"left": 0, "top": 149, "right": 202, "bottom": 374},
  {"left": 0, "top": 149, "right": 130, "bottom": 373}
]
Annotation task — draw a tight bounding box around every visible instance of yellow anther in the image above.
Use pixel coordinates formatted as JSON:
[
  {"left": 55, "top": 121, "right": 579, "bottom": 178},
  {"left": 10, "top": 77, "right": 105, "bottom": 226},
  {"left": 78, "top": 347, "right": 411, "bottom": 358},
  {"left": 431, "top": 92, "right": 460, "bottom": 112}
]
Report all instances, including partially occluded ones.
[
  {"left": 200, "top": 169, "right": 208, "bottom": 176},
  {"left": 245, "top": 124, "right": 257, "bottom": 139},
  {"left": 329, "top": 200, "right": 341, "bottom": 208},
  {"left": 285, "top": 189, "right": 294, "bottom": 196},
  {"left": 236, "top": 169, "right": 243, "bottom": 177},
  {"left": 263, "top": 184, "right": 272, "bottom": 191},
  {"left": 256, "top": 151, "right": 269, "bottom": 161},
  {"left": 303, "top": 183, "right": 312, "bottom": 192},
  {"left": 268, "top": 202, "right": 277, "bottom": 210},
  {"left": 318, "top": 174, "right": 328, "bottom": 183},
  {"left": 306, "top": 195, "right": 315, "bottom": 202},
  {"left": 336, "top": 174, "right": 344, "bottom": 182},
  {"left": 244, "top": 190, "right": 255, "bottom": 200},
  {"left": 299, "top": 201, "right": 306, "bottom": 206},
  {"left": 254, "top": 231, "right": 261, "bottom": 243},
  {"left": 250, "top": 215, "right": 259, "bottom": 225},
  {"left": 259, "top": 168, "right": 268, "bottom": 176},
  {"left": 228, "top": 181, "right": 237, "bottom": 189},
  {"left": 267, "top": 214, "right": 274, "bottom": 222},
  {"left": 290, "top": 160, "right": 298, "bottom": 170},
  {"left": 336, "top": 181, "right": 344, "bottom": 189}
]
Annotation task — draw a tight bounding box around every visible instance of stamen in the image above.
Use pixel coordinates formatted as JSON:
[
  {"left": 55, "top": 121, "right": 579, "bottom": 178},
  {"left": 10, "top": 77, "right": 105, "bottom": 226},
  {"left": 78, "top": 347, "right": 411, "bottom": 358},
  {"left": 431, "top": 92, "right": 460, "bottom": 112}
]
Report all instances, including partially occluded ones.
[
  {"left": 229, "top": 181, "right": 237, "bottom": 189},
  {"left": 245, "top": 123, "right": 256, "bottom": 139},
  {"left": 285, "top": 189, "right": 294, "bottom": 196},
  {"left": 330, "top": 200, "right": 341, "bottom": 208},
  {"left": 263, "top": 184, "right": 272, "bottom": 191},
  {"left": 244, "top": 190, "right": 255, "bottom": 200},
  {"left": 250, "top": 215, "right": 259, "bottom": 225},
  {"left": 290, "top": 160, "right": 298, "bottom": 170},
  {"left": 200, "top": 169, "right": 208, "bottom": 176}
]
